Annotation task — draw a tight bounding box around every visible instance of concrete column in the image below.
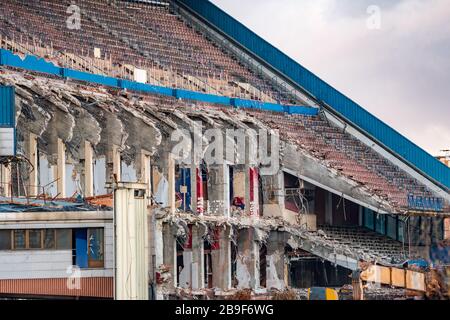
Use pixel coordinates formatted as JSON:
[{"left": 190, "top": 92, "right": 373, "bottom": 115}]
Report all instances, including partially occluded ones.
[
  {"left": 0, "top": 164, "right": 11, "bottom": 197},
  {"left": 207, "top": 163, "right": 229, "bottom": 217},
  {"left": 162, "top": 222, "right": 177, "bottom": 289},
  {"left": 179, "top": 225, "right": 193, "bottom": 289},
  {"left": 191, "top": 224, "right": 205, "bottom": 290},
  {"left": 266, "top": 231, "right": 287, "bottom": 290},
  {"left": 262, "top": 170, "right": 284, "bottom": 218},
  {"left": 28, "top": 133, "right": 38, "bottom": 197},
  {"left": 358, "top": 205, "right": 363, "bottom": 226},
  {"left": 167, "top": 153, "right": 176, "bottom": 214},
  {"left": 112, "top": 145, "right": 121, "bottom": 181},
  {"left": 84, "top": 141, "right": 94, "bottom": 197},
  {"left": 56, "top": 138, "right": 66, "bottom": 198},
  {"left": 248, "top": 167, "right": 259, "bottom": 217},
  {"left": 236, "top": 228, "right": 260, "bottom": 289},
  {"left": 138, "top": 150, "right": 151, "bottom": 202},
  {"left": 211, "top": 226, "right": 232, "bottom": 290},
  {"left": 151, "top": 216, "right": 164, "bottom": 300},
  {"left": 325, "top": 191, "right": 333, "bottom": 225},
  {"left": 106, "top": 145, "right": 121, "bottom": 194}
]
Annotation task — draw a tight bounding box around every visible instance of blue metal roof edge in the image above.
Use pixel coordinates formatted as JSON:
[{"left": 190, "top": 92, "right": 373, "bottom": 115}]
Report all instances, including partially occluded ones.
[
  {"left": 0, "top": 48, "right": 318, "bottom": 117},
  {"left": 175, "top": 0, "right": 450, "bottom": 190}
]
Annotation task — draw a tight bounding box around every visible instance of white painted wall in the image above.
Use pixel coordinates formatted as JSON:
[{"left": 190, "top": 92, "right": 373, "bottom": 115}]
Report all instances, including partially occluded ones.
[
  {"left": 65, "top": 164, "right": 80, "bottom": 198},
  {"left": 93, "top": 157, "right": 107, "bottom": 196},
  {"left": 121, "top": 161, "right": 137, "bottom": 183},
  {"left": 0, "top": 223, "right": 113, "bottom": 280},
  {"left": 39, "top": 155, "right": 57, "bottom": 197}
]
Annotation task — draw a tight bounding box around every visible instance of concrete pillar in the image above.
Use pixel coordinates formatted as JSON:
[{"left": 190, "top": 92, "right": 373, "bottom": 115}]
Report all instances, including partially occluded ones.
[
  {"left": 56, "top": 138, "right": 66, "bottom": 198},
  {"left": 167, "top": 153, "right": 176, "bottom": 214},
  {"left": 106, "top": 145, "right": 121, "bottom": 194},
  {"left": 0, "top": 164, "right": 11, "bottom": 197},
  {"left": 112, "top": 145, "right": 121, "bottom": 182},
  {"left": 261, "top": 170, "right": 284, "bottom": 218},
  {"left": 84, "top": 141, "right": 94, "bottom": 197},
  {"left": 138, "top": 150, "right": 151, "bottom": 202},
  {"left": 191, "top": 224, "right": 205, "bottom": 290},
  {"left": 151, "top": 216, "right": 164, "bottom": 300},
  {"left": 207, "top": 163, "right": 229, "bottom": 217},
  {"left": 211, "top": 226, "right": 232, "bottom": 290},
  {"left": 248, "top": 167, "right": 259, "bottom": 217},
  {"left": 28, "top": 133, "right": 38, "bottom": 197},
  {"left": 137, "top": 151, "right": 150, "bottom": 185},
  {"left": 325, "top": 191, "right": 333, "bottom": 225},
  {"left": 358, "top": 205, "right": 363, "bottom": 226},
  {"left": 266, "top": 231, "right": 287, "bottom": 290},
  {"left": 236, "top": 228, "right": 260, "bottom": 289},
  {"left": 179, "top": 225, "right": 193, "bottom": 289},
  {"left": 162, "top": 222, "right": 177, "bottom": 289}
]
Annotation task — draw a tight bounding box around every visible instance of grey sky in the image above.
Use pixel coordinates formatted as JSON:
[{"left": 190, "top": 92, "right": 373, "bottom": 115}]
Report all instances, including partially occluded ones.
[{"left": 211, "top": 0, "right": 450, "bottom": 156}]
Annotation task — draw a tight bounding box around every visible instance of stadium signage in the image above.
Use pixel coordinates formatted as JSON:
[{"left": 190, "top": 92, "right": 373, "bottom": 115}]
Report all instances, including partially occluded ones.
[{"left": 408, "top": 194, "right": 444, "bottom": 212}]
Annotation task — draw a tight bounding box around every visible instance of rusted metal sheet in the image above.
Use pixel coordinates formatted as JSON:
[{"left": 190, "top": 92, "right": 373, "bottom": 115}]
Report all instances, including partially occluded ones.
[{"left": 0, "top": 277, "right": 113, "bottom": 298}]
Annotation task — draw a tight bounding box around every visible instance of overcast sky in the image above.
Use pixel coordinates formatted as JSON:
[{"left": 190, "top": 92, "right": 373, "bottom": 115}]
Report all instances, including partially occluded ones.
[{"left": 211, "top": 0, "right": 450, "bottom": 156}]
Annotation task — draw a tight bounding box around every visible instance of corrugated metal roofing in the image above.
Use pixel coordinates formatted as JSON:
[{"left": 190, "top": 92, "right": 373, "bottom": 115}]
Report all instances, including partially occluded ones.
[{"left": 0, "top": 86, "right": 15, "bottom": 127}]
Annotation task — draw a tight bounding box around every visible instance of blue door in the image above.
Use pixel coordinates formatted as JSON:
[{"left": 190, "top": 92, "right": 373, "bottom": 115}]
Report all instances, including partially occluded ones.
[
  {"left": 176, "top": 168, "right": 191, "bottom": 211},
  {"left": 74, "top": 229, "right": 88, "bottom": 268}
]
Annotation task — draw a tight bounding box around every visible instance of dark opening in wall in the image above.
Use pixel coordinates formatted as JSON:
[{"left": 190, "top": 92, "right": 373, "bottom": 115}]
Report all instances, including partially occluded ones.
[
  {"left": 283, "top": 172, "right": 315, "bottom": 214},
  {"left": 175, "top": 165, "right": 191, "bottom": 211},
  {"left": 176, "top": 239, "right": 185, "bottom": 286},
  {"left": 332, "top": 194, "right": 359, "bottom": 226},
  {"left": 204, "top": 240, "right": 213, "bottom": 288},
  {"left": 201, "top": 162, "right": 208, "bottom": 203},
  {"left": 231, "top": 241, "right": 238, "bottom": 288},
  {"left": 259, "top": 244, "right": 267, "bottom": 288},
  {"left": 289, "top": 251, "right": 351, "bottom": 289}
]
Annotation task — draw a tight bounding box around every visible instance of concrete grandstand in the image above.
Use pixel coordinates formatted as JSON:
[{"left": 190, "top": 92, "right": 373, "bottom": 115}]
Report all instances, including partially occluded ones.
[{"left": 0, "top": 0, "right": 448, "bottom": 300}]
